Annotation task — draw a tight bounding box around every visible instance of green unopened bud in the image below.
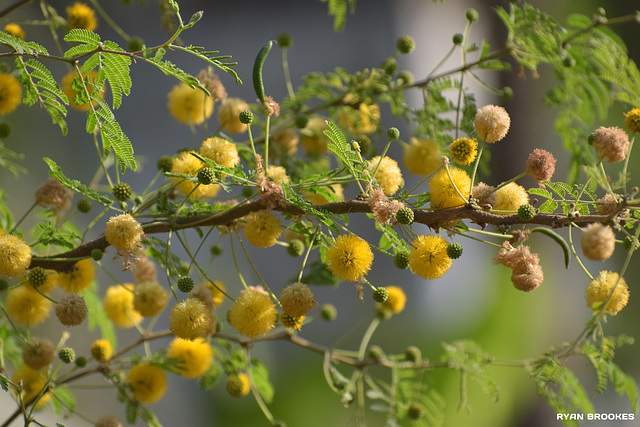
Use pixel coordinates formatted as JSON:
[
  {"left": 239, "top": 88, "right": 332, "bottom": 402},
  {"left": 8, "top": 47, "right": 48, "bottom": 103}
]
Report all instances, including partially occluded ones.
[
  {"left": 517, "top": 204, "right": 536, "bottom": 222},
  {"left": 28, "top": 267, "right": 47, "bottom": 288},
  {"left": 395, "top": 207, "right": 414, "bottom": 225},
  {"left": 287, "top": 239, "right": 305, "bottom": 257},
  {"left": 320, "top": 304, "right": 337, "bottom": 321},
  {"left": 446, "top": 242, "right": 463, "bottom": 259},
  {"left": 381, "top": 57, "right": 398, "bottom": 75},
  {"left": 394, "top": 252, "right": 410, "bottom": 270},
  {"left": 59, "top": 347, "right": 75, "bottom": 364},
  {"left": 372, "top": 287, "right": 388, "bottom": 303},
  {"left": 157, "top": 155, "right": 174, "bottom": 173},
  {"left": 0, "top": 122, "right": 10, "bottom": 138},
  {"left": 177, "top": 276, "right": 195, "bottom": 293},
  {"left": 91, "top": 248, "right": 103, "bottom": 261},
  {"left": 210, "top": 244, "right": 223, "bottom": 256},
  {"left": 239, "top": 110, "right": 253, "bottom": 125},
  {"left": 127, "top": 36, "right": 144, "bottom": 52},
  {"left": 465, "top": 8, "right": 479, "bottom": 22},
  {"left": 404, "top": 345, "right": 422, "bottom": 363},
  {"left": 387, "top": 127, "right": 400, "bottom": 140},
  {"left": 452, "top": 33, "right": 464, "bottom": 45},
  {"left": 277, "top": 33, "right": 292, "bottom": 49},
  {"left": 396, "top": 35, "right": 415, "bottom": 54},
  {"left": 294, "top": 115, "right": 309, "bottom": 129},
  {"left": 197, "top": 167, "right": 215, "bottom": 185},
  {"left": 112, "top": 183, "right": 132, "bottom": 202}
]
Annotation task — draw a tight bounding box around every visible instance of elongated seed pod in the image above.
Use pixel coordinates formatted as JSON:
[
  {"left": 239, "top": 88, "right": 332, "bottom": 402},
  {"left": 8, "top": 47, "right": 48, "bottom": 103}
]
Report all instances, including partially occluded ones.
[{"left": 253, "top": 40, "right": 274, "bottom": 104}]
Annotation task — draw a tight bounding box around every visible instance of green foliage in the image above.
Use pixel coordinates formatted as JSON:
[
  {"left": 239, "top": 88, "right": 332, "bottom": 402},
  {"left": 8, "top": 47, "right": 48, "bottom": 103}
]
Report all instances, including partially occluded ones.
[
  {"left": 51, "top": 385, "right": 76, "bottom": 418},
  {"left": 44, "top": 158, "right": 113, "bottom": 206},
  {"left": 84, "top": 283, "right": 117, "bottom": 350},
  {"left": 0, "top": 140, "right": 25, "bottom": 177}
]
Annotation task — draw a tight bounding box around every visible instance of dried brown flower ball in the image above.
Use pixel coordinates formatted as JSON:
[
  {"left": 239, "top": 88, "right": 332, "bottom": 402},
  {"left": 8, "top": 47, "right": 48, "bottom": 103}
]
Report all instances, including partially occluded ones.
[
  {"left": 590, "top": 126, "right": 630, "bottom": 162},
  {"left": 581, "top": 223, "right": 615, "bottom": 261},
  {"left": 526, "top": 148, "right": 556, "bottom": 181}
]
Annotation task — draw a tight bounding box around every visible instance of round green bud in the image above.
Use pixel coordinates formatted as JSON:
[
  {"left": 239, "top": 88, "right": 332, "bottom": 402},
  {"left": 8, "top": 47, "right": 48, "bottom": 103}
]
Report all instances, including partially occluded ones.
[
  {"left": 75, "top": 356, "right": 88, "bottom": 368},
  {"left": 394, "top": 252, "right": 410, "bottom": 270},
  {"left": 395, "top": 207, "right": 414, "bottom": 225},
  {"left": 177, "top": 276, "right": 195, "bottom": 293},
  {"left": 465, "top": 8, "right": 479, "bottom": 22},
  {"left": 387, "top": 127, "right": 400, "bottom": 140},
  {"left": 127, "top": 36, "right": 144, "bottom": 52},
  {"left": 197, "top": 167, "right": 215, "bottom": 185},
  {"left": 381, "top": 57, "right": 398, "bottom": 75},
  {"left": 407, "top": 403, "right": 425, "bottom": 420},
  {"left": 396, "top": 70, "right": 414, "bottom": 85},
  {"left": 91, "top": 248, "right": 103, "bottom": 261},
  {"left": 59, "top": 347, "right": 75, "bottom": 364},
  {"left": 396, "top": 35, "right": 415, "bottom": 54},
  {"left": 517, "top": 204, "right": 536, "bottom": 222},
  {"left": 294, "top": 115, "right": 309, "bottom": 129},
  {"left": 320, "top": 304, "right": 337, "bottom": 321},
  {"left": 368, "top": 345, "right": 385, "bottom": 361},
  {"left": 372, "top": 287, "right": 388, "bottom": 303},
  {"left": 210, "top": 244, "right": 223, "bottom": 256},
  {"left": 77, "top": 198, "right": 92, "bottom": 213},
  {"left": 28, "top": 267, "right": 47, "bottom": 287},
  {"left": 452, "top": 33, "right": 464, "bottom": 45},
  {"left": 501, "top": 86, "right": 514, "bottom": 101},
  {"left": 112, "top": 183, "right": 132, "bottom": 202},
  {"left": 563, "top": 55, "right": 576, "bottom": 68},
  {"left": 0, "top": 122, "right": 10, "bottom": 138},
  {"left": 446, "top": 242, "right": 463, "bottom": 259},
  {"left": 277, "top": 33, "right": 292, "bottom": 49},
  {"left": 239, "top": 110, "right": 253, "bottom": 125},
  {"left": 623, "top": 236, "right": 640, "bottom": 251},
  {"left": 241, "top": 187, "right": 254, "bottom": 198},
  {"left": 157, "top": 155, "right": 174, "bottom": 173},
  {"left": 287, "top": 239, "right": 305, "bottom": 257},
  {"left": 404, "top": 345, "right": 422, "bottom": 363}
]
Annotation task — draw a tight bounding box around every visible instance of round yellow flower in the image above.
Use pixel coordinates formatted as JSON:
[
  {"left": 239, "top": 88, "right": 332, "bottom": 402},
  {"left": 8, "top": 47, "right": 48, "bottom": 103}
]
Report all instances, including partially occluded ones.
[
  {"left": 338, "top": 101, "right": 380, "bottom": 134},
  {"left": 244, "top": 210, "right": 282, "bottom": 248},
  {"left": 58, "top": 258, "right": 95, "bottom": 293},
  {"left": 300, "top": 116, "right": 330, "bottom": 154},
  {"left": 429, "top": 167, "right": 471, "bottom": 209},
  {"left": 624, "top": 107, "right": 640, "bottom": 133},
  {"left": 326, "top": 234, "right": 374, "bottom": 282},
  {"left": 91, "top": 339, "right": 113, "bottom": 362},
  {"left": 103, "top": 284, "right": 143, "bottom": 328},
  {"left": 12, "top": 365, "right": 51, "bottom": 409},
  {"left": 167, "top": 83, "right": 213, "bottom": 125},
  {"left": 369, "top": 156, "right": 403, "bottom": 195},
  {"left": 280, "top": 282, "right": 316, "bottom": 317},
  {"left": 126, "top": 363, "right": 167, "bottom": 404},
  {"left": 199, "top": 136, "right": 240, "bottom": 167},
  {"left": 586, "top": 271, "right": 629, "bottom": 315},
  {"left": 0, "top": 73, "right": 23, "bottom": 115},
  {"left": 61, "top": 71, "right": 103, "bottom": 111},
  {"left": 3, "top": 23, "right": 25, "bottom": 40},
  {"left": 273, "top": 128, "right": 299, "bottom": 157},
  {"left": 379, "top": 286, "right": 406, "bottom": 314},
  {"left": 474, "top": 104, "right": 510, "bottom": 143},
  {"left": 201, "top": 280, "right": 226, "bottom": 307},
  {"left": 105, "top": 213, "right": 144, "bottom": 253},
  {"left": 408, "top": 235, "right": 452, "bottom": 280},
  {"left": 166, "top": 337, "right": 213, "bottom": 378},
  {"left": 217, "top": 97, "right": 250, "bottom": 133},
  {"left": 280, "top": 312, "right": 305, "bottom": 330},
  {"left": 133, "top": 280, "right": 169, "bottom": 317},
  {"left": 168, "top": 298, "right": 215, "bottom": 340},
  {"left": 267, "top": 165, "right": 290, "bottom": 184},
  {"left": 171, "top": 152, "right": 221, "bottom": 199},
  {"left": 226, "top": 373, "right": 251, "bottom": 397},
  {"left": 449, "top": 138, "right": 478, "bottom": 165},
  {"left": 6, "top": 286, "right": 52, "bottom": 326},
  {"left": 403, "top": 138, "right": 441, "bottom": 176},
  {"left": 227, "top": 288, "right": 278, "bottom": 338},
  {"left": 493, "top": 182, "right": 529, "bottom": 213},
  {"left": 304, "top": 183, "right": 344, "bottom": 205},
  {"left": 66, "top": 2, "right": 97, "bottom": 31},
  {"left": 0, "top": 233, "right": 31, "bottom": 277}
]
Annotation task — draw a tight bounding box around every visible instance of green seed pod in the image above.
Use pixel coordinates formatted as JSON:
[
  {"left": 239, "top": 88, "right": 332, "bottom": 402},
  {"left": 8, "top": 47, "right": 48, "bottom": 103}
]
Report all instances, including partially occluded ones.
[
  {"left": 112, "top": 183, "right": 132, "bottom": 202},
  {"left": 446, "top": 242, "right": 463, "bottom": 259},
  {"left": 177, "top": 276, "right": 195, "bottom": 293},
  {"left": 372, "top": 287, "right": 389, "bottom": 303}
]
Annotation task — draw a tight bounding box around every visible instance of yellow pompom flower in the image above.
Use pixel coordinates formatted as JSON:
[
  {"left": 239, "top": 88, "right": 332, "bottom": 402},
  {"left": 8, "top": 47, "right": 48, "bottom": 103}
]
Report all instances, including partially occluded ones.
[
  {"left": 449, "top": 138, "right": 478, "bottom": 165},
  {"left": 167, "top": 83, "right": 213, "bottom": 125},
  {"left": 91, "top": 339, "right": 113, "bottom": 362},
  {"left": 218, "top": 97, "right": 250, "bottom": 133},
  {"left": 171, "top": 152, "right": 221, "bottom": 199},
  {"left": 304, "top": 183, "right": 344, "bottom": 205},
  {"left": 585, "top": 271, "right": 629, "bottom": 315},
  {"left": 369, "top": 156, "right": 403, "bottom": 195},
  {"left": 133, "top": 280, "right": 169, "bottom": 317},
  {"left": 3, "top": 23, "right": 25, "bottom": 40},
  {"left": 338, "top": 101, "right": 380, "bottom": 134},
  {"left": 199, "top": 136, "right": 240, "bottom": 168},
  {"left": 103, "top": 284, "right": 143, "bottom": 328},
  {"left": 57, "top": 258, "right": 95, "bottom": 293},
  {"left": 624, "top": 108, "right": 640, "bottom": 133},
  {"left": 66, "top": 2, "right": 97, "bottom": 31},
  {"left": 12, "top": 365, "right": 51, "bottom": 409},
  {"left": 126, "top": 363, "right": 167, "bottom": 404},
  {"left": 166, "top": 337, "right": 213, "bottom": 378},
  {"left": 105, "top": 213, "right": 145, "bottom": 253},
  {"left": 429, "top": 167, "right": 471, "bottom": 209},
  {"left": 408, "top": 235, "right": 452, "bottom": 280},
  {"left": 403, "top": 138, "right": 441, "bottom": 176},
  {"left": 379, "top": 286, "right": 406, "bottom": 314},
  {"left": 0, "top": 233, "right": 31, "bottom": 277},
  {"left": 280, "top": 312, "right": 305, "bottom": 330},
  {"left": 61, "top": 71, "right": 103, "bottom": 111},
  {"left": 6, "top": 286, "right": 52, "bottom": 326},
  {"left": 226, "top": 373, "right": 251, "bottom": 397},
  {"left": 493, "top": 182, "right": 529, "bottom": 213},
  {"left": 0, "top": 73, "right": 22, "bottom": 115},
  {"left": 326, "top": 234, "right": 374, "bottom": 282},
  {"left": 300, "top": 116, "right": 330, "bottom": 154},
  {"left": 280, "top": 282, "right": 316, "bottom": 317},
  {"left": 168, "top": 298, "right": 215, "bottom": 340},
  {"left": 203, "top": 280, "right": 226, "bottom": 307},
  {"left": 244, "top": 211, "right": 282, "bottom": 248},
  {"left": 227, "top": 288, "right": 278, "bottom": 338},
  {"left": 267, "top": 165, "right": 290, "bottom": 184},
  {"left": 474, "top": 104, "right": 510, "bottom": 143}
]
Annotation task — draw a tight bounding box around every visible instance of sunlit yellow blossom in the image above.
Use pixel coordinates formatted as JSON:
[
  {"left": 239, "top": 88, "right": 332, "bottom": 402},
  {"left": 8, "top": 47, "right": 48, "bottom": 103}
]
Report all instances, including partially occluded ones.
[
  {"left": 585, "top": 271, "right": 629, "bottom": 315},
  {"left": 61, "top": 71, "right": 103, "bottom": 111},
  {"left": 280, "top": 282, "right": 316, "bottom": 317},
  {"left": 280, "top": 312, "right": 305, "bottom": 330},
  {"left": 369, "top": 156, "right": 403, "bottom": 195},
  {"left": 338, "top": 101, "right": 380, "bottom": 134},
  {"left": 493, "top": 182, "right": 529, "bottom": 213},
  {"left": 103, "top": 284, "right": 142, "bottom": 328},
  {"left": 449, "top": 138, "right": 478, "bottom": 165},
  {"left": 429, "top": 167, "right": 471, "bottom": 209},
  {"left": 218, "top": 97, "right": 250, "bottom": 133},
  {"left": 379, "top": 286, "right": 406, "bottom": 314},
  {"left": 474, "top": 104, "right": 510, "bottom": 143},
  {"left": 57, "top": 258, "right": 95, "bottom": 293},
  {"left": 202, "top": 280, "right": 226, "bottom": 307},
  {"left": 167, "top": 83, "right": 213, "bottom": 125},
  {"left": 91, "top": 339, "right": 113, "bottom": 362},
  {"left": 199, "top": 136, "right": 240, "bottom": 168},
  {"left": 403, "top": 138, "right": 441, "bottom": 176},
  {"left": 244, "top": 210, "right": 282, "bottom": 248},
  {"left": 167, "top": 337, "right": 213, "bottom": 378},
  {"left": 304, "top": 183, "right": 344, "bottom": 205},
  {"left": 126, "top": 363, "right": 167, "bottom": 404},
  {"left": 66, "top": 2, "right": 97, "bottom": 31},
  {"left": 0, "top": 73, "right": 22, "bottom": 115},
  {"left": 227, "top": 288, "right": 278, "bottom": 337},
  {"left": 3, "top": 23, "right": 25, "bottom": 40},
  {"left": 105, "top": 214, "right": 144, "bottom": 253},
  {"left": 326, "top": 234, "right": 374, "bottom": 282},
  {"left": 408, "top": 235, "right": 452, "bottom": 280},
  {"left": 6, "top": 286, "right": 52, "bottom": 326},
  {"left": 226, "top": 373, "right": 251, "bottom": 397},
  {"left": 133, "top": 280, "right": 169, "bottom": 317},
  {"left": 267, "top": 165, "right": 290, "bottom": 184},
  {"left": 300, "top": 116, "right": 330, "bottom": 154},
  {"left": 168, "top": 298, "right": 215, "bottom": 340},
  {"left": 12, "top": 365, "right": 51, "bottom": 408},
  {"left": 171, "top": 152, "right": 220, "bottom": 199},
  {"left": 624, "top": 108, "right": 640, "bottom": 133},
  {"left": 0, "top": 233, "right": 31, "bottom": 277}
]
